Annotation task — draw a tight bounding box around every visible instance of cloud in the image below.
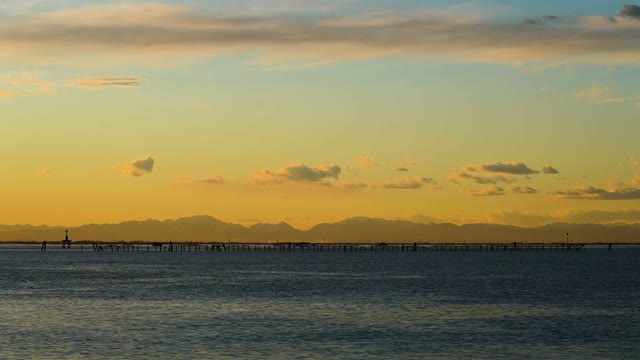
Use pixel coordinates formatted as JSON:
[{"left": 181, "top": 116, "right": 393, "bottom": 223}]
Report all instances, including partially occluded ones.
[
  {"left": 449, "top": 161, "right": 540, "bottom": 185},
  {"left": 399, "top": 158, "right": 416, "bottom": 167},
  {"left": 595, "top": 96, "right": 636, "bottom": 104},
  {"left": 449, "top": 161, "right": 537, "bottom": 185},
  {"left": 1, "top": 72, "right": 145, "bottom": 97},
  {"left": 552, "top": 185, "right": 640, "bottom": 200},
  {"left": 181, "top": 176, "right": 225, "bottom": 185},
  {"left": 197, "top": 176, "right": 225, "bottom": 184},
  {"left": 176, "top": 176, "right": 226, "bottom": 189},
  {"left": 394, "top": 158, "right": 416, "bottom": 172},
  {"left": 471, "top": 185, "right": 505, "bottom": 197},
  {"left": 340, "top": 180, "right": 373, "bottom": 190},
  {"left": 122, "top": 155, "right": 155, "bottom": 177},
  {"left": 572, "top": 86, "right": 636, "bottom": 105},
  {"left": 522, "top": 15, "right": 560, "bottom": 25},
  {"left": 573, "top": 86, "right": 613, "bottom": 100},
  {"left": 543, "top": 165, "right": 560, "bottom": 174},
  {"left": 512, "top": 186, "right": 538, "bottom": 194},
  {"left": 357, "top": 155, "right": 374, "bottom": 169},
  {"left": 621, "top": 4, "right": 640, "bottom": 19},
  {"left": 4, "top": 4, "right": 640, "bottom": 67},
  {"left": 36, "top": 168, "right": 52, "bottom": 176},
  {"left": 449, "top": 170, "right": 514, "bottom": 184},
  {"left": 0, "top": 71, "right": 55, "bottom": 96},
  {"left": 636, "top": 102, "right": 640, "bottom": 109},
  {"left": 0, "top": 86, "right": 15, "bottom": 97},
  {"left": 522, "top": 18, "right": 542, "bottom": 25},
  {"left": 67, "top": 77, "right": 144, "bottom": 89},
  {"left": 1, "top": 72, "right": 50, "bottom": 86},
  {"left": 252, "top": 163, "right": 341, "bottom": 184},
  {"left": 633, "top": 174, "right": 640, "bottom": 185},
  {"left": 481, "top": 161, "right": 539, "bottom": 175},
  {"left": 382, "top": 176, "right": 434, "bottom": 190}
]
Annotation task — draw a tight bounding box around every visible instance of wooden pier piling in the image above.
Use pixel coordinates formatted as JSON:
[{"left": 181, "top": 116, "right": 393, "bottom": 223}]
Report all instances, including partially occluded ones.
[{"left": 79, "top": 241, "right": 592, "bottom": 253}]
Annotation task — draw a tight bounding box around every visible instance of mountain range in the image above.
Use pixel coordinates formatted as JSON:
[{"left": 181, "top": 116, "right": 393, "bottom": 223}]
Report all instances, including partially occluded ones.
[{"left": 0, "top": 216, "right": 639, "bottom": 243}]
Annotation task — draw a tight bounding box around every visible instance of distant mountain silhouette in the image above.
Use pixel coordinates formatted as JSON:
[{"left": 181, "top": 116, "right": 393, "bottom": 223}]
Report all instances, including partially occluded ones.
[{"left": 0, "top": 215, "right": 638, "bottom": 243}]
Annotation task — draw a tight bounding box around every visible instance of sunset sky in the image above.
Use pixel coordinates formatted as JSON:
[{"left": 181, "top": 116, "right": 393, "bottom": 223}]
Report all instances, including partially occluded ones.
[{"left": 2, "top": 0, "right": 640, "bottom": 228}]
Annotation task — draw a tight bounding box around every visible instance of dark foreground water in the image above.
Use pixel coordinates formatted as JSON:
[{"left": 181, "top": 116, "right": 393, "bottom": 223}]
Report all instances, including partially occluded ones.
[{"left": 0, "top": 248, "right": 638, "bottom": 359}]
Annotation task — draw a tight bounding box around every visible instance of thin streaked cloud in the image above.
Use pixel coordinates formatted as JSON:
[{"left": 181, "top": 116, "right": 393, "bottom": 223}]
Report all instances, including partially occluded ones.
[
  {"left": 67, "top": 77, "right": 145, "bottom": 89},
  {"left": 553, "top": 185, "right": 640, "bottom": 200},
  {"left": 3, "top": 4, "right": 640, "bottom": 67}
]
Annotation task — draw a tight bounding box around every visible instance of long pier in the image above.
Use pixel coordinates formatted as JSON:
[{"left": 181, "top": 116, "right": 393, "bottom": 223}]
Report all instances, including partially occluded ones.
[{"left": 81, "top": 242, "right": 588, "bottom": 252}]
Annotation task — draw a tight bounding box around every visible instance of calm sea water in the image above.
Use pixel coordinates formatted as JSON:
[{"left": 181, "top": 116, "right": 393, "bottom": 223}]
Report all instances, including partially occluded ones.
[{"left": 0, "top": 248, "right": 638, "bottom": 359}]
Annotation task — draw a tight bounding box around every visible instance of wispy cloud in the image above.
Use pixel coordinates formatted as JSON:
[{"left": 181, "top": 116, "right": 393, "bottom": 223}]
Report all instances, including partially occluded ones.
[
  {"left": 357, "top": 155, "right": 375, "bottom": 169},
  {"left": 0, "top": 86, "right": 15, "bottom": 97},
  {"left": 0, "top": 71, "right": 56, "bottom": 96},
  {"left": 196, "top": 176, "right": 224, "bottom": 184},
  {"left": 3, "top": 4, "right": 640, "bottom": 67},
  {"left": 397, "top": 158, "right": 416, "bottom": 167},
  {"left": 36, "top": 168, "right": 52, "bottom": 176},
  {"left": 471, "top": 185, "right": 505, "bottom": 197},
  {"left": 122, "top": 155, "right": 155, "bottom": 177},
  {"left": 381, "top": 176, "right": 434, "bottom": 190},
  {"left": 180, "top": 176, "right": 225, "bottom": 185},
  {"left": 67, "top": 77, "right": 145, "bottom": 89},
  {"left": 449, "top": 161, "right": 538, "bottom": 185},
  {"left": 176, "top": 176, "right": 226, "bottom": 190},
  {"left": 0, "top": 72, "right": 144, "bottom": 97},
  {"left": 512, "top": 186, "right": 538, "bottom": 194},
  {"left": 553, "top": 185, "right": 640, "bottom": 200},
  {"left": 542, "top": 165, "right": 560, "bottom": 174},
  {"left": 339, "top": 180, "right": 373, "bottom": 190},
  {"left": 573, "top": 85, "right": 613, "bottom": 100},
  {"left": 252, "top": 163, "right": 341, "bottom": 184},
  {"left": 393, "top": 158, "right": 416, "bottom": 172},
  {"left": 573, "top": 85, "right": 636, "bottom": 105},
  {"left": 595, "top": 96, "right": 636, "bottom": 104},
  {"left": 450, "top": 171, "right": 514, "bottom": 185}
]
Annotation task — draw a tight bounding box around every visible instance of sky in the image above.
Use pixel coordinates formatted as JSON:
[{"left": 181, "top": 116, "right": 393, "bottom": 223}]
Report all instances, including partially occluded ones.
[{"left": 1, "top": 0, "right": 640, "bottom": 229}]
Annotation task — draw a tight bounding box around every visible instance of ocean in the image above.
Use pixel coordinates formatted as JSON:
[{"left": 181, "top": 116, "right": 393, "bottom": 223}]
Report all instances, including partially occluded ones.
[{"left": 0, "top": 248, "right": 638, "bottom": 359}]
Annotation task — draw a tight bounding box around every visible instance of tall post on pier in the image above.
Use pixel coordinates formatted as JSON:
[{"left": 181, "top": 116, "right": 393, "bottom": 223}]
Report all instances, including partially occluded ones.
[
  {"left": 41, "top": 241, "right": 47, "bottom": 252},
  {"left": 62, "top": 229, "right": 72, "bottom": 249},
  {"left": 566, "top": 232, "right": 569, "bottom": 246}
]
